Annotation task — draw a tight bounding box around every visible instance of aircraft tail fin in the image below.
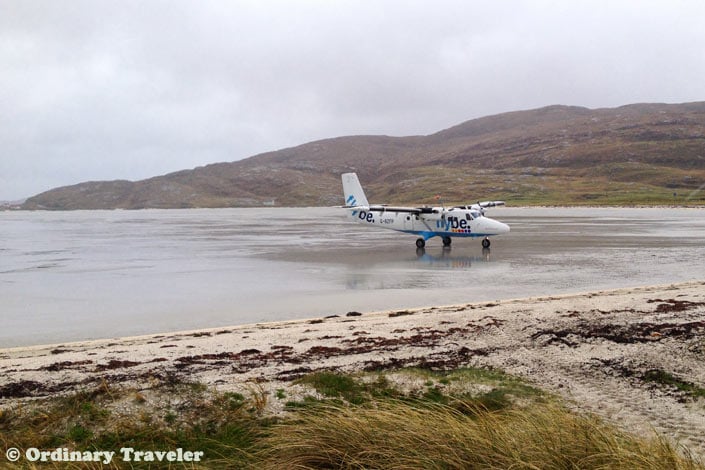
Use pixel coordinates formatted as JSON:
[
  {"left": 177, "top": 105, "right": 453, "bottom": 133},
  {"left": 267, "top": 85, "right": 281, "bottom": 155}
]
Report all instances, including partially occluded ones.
[{"left": 342, "top": 173, "right": 369, "bottom": 207}]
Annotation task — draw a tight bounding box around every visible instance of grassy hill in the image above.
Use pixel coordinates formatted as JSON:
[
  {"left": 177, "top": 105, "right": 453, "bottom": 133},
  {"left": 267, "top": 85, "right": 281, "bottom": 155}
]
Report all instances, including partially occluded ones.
[{"left": 22, "top": 102, "right": 705, "bottom": 209}]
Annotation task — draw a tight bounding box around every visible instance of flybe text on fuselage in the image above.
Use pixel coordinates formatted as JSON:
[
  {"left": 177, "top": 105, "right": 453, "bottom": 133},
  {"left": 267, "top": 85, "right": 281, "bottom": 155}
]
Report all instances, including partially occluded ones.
[{"left": 438, "top": 216, "right": 472, "bottom": 233}]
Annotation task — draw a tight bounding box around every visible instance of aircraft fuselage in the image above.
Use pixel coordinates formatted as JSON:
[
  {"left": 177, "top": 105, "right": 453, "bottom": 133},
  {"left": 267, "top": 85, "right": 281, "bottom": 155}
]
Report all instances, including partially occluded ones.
[
  {"left": 347, "top": 205, "right": 509, "bottom": 241},
  {"left": 342, "top": 172, "right": 509, "bottom": 248}
]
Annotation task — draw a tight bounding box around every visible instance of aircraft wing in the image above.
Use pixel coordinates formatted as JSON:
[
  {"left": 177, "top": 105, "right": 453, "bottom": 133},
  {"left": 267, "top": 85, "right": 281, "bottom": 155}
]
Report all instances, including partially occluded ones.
[
  {"left": 367, "top": 205, "right": 424, "bottom": 215},
  {"left": 477, "top": 201, "right": 505, "bottom": 208},
  {"left": 342, "top": 203, "right": 424, "bottom": 214},
  {"left": 454, "top": 201, "right": 505, "bottom": 210}
]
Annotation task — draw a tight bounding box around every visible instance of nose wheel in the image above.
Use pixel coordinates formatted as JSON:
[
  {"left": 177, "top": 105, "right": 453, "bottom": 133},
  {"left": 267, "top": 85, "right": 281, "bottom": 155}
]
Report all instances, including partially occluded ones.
[
  {"left": 482, "top": 237, "right": 491, "bottom": 248},
  {"left": 416, "top": 238, "right": 426, "bottom": 248}
]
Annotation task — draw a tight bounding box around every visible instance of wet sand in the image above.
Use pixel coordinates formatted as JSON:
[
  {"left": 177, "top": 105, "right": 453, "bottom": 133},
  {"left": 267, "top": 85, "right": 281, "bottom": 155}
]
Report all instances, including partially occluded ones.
[
  {"left": 2, "top": 280, "right": 704, "bottom": 456},
  {"left": 3, "top": 207, "right": 705, "bottom": 348}
]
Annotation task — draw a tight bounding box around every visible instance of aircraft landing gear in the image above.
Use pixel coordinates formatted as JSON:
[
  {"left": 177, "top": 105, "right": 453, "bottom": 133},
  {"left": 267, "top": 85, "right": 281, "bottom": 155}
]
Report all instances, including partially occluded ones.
[
  {"left": 416, "top": 238, "right": 426, "bottom": 248},
  {"left": 482, "top": 237, "right": 491, "bottom": 248},
  {"left": 442, "top": 236, "right": 452, "bottom": 247}
]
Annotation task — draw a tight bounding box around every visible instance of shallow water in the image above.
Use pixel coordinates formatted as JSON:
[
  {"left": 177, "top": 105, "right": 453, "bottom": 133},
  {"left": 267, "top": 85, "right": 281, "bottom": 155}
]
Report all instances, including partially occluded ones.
[{"left": 1, "top": 207, "right": 704, "bottom": 347}]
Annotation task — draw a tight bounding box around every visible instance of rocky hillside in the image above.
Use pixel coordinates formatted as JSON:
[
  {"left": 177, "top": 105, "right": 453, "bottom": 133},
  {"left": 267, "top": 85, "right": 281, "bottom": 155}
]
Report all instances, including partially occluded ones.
[{"left": 23, "top": 102, "right": 705, "bottom": 209}]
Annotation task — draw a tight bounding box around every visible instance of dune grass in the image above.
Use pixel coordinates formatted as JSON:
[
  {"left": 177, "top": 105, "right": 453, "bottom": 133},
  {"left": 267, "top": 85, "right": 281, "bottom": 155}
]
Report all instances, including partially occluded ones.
[
  {"left": 259, "top": 400, "right": 701, "bottom": 470},
  {"left": 1, "top": 368, "right": 702, "bottom": 469},
  {"left": 0, "top": 380, "right": 263, "bottom": 469}
]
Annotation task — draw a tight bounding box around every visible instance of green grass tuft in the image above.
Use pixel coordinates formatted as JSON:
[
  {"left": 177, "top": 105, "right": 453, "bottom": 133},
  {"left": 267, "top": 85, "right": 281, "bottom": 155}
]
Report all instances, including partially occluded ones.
[{"left": 642, "top": 369, "right": 705, "bottom": 399}]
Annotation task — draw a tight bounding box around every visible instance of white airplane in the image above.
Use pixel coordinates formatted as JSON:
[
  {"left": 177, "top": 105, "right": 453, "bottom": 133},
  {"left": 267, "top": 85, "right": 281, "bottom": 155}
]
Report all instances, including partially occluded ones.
[{"left": 342, "top": 172, "right": 510, "bottom": 248}]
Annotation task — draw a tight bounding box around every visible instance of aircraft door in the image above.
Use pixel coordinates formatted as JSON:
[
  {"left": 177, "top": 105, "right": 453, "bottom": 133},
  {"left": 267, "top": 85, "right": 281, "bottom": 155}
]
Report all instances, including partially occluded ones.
[{"left": 403, "top": 215, "right": 414, "bottom": 231}]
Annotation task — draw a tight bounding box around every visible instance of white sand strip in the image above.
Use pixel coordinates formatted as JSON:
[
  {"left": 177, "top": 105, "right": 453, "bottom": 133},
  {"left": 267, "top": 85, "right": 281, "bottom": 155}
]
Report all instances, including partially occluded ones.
[{"left": 2, "top": 280, "right": 704, "bottom": 455}]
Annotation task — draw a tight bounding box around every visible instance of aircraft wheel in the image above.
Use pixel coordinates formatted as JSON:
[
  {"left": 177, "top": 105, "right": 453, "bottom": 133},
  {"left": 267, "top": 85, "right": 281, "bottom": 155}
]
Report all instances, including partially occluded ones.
[
  {"left": 416, "top": 238, "right": 426, "bottom": 248},
  {"left": 442, "top": 236, "right": 452, "bottom": 247},
  {"left": 482, "top": 238, "right": 491, "bottom": 248}
]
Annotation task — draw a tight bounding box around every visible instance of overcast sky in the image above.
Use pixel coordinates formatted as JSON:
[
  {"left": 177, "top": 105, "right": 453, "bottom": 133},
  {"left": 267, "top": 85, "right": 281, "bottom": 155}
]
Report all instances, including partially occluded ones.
[{"left": 2, "top": 0, "right": 705, "bottom": 200}]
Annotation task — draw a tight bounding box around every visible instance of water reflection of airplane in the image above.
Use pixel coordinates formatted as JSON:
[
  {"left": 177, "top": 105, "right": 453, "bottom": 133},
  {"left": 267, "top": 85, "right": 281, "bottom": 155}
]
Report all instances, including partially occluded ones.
[
  {"left": 415, "top": 247, "right": 492, "bottom": 266},
  {"left": 342, "top": 173, "right": 509, "bottom": 248},
  {"left": 344, "top": 249, "right": 495, "bottom": 290}
]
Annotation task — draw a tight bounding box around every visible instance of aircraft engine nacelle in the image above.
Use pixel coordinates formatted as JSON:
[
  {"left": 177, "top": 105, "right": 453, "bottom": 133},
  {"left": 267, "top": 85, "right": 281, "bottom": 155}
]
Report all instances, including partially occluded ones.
[{"left": 417, "top": 207, "right": 443, "bottom": 221}]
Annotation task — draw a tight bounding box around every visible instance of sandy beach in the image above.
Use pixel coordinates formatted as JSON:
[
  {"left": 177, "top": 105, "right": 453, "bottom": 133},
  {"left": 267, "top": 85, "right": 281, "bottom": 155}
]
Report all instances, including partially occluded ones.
[{"left": 2, "top": 280, "right": 705, "bottom": 456}]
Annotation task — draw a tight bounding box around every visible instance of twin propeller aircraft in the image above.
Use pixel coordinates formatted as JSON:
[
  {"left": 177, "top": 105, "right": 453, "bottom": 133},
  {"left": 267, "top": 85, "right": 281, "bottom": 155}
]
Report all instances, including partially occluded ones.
[{"left": 342, "top": 173, "right": 510, "bottom": 249}]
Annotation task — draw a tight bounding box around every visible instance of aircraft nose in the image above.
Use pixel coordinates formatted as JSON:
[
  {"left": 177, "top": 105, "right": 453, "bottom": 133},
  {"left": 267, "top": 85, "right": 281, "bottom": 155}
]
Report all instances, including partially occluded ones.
[{"left": 487, "top": 218, "right": 510, "bottom": 235}]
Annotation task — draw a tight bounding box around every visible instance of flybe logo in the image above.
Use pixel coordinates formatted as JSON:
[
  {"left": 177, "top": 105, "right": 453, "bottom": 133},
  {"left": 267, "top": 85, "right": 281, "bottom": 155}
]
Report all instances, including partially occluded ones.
[
  {"left": 347, "top": 195, "right": 359, "bottom": 216},
  {"left": 436, "top": 216, "right": 472, "bottom": 233}
]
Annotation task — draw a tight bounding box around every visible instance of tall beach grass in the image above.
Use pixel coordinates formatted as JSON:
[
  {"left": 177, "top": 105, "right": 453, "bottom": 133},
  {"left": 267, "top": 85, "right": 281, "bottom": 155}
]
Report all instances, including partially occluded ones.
[{"left": 259, "top": 399, "right": 701, "bottom": 469}]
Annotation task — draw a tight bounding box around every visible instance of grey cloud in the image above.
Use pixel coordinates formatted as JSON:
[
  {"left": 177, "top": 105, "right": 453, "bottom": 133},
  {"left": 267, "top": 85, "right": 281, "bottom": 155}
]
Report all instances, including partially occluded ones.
[{"left": 1, "top": 0, "right": 705, "bottom": 199}]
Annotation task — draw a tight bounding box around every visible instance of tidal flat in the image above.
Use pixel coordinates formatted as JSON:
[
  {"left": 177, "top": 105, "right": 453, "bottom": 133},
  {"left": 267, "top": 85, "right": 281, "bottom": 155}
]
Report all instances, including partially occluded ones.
[{"left": 2, "top": 207, "right": 705, "bottom": 347}]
